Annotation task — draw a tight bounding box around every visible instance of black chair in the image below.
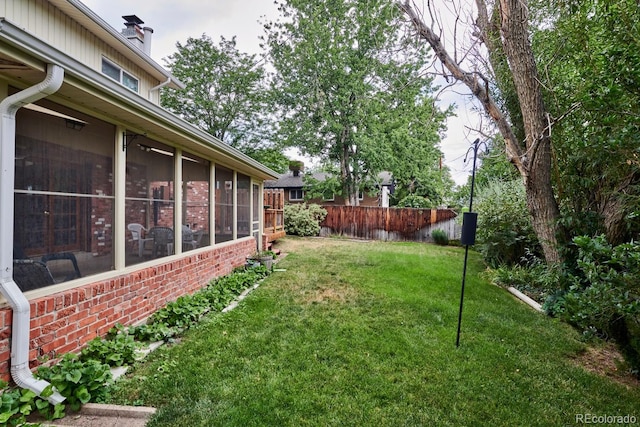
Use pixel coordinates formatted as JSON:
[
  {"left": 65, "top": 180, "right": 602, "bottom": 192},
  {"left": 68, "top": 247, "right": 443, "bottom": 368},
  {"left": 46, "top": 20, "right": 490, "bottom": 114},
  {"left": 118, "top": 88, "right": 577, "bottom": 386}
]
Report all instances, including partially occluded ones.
[
  {"left": 13, "top": 259, "right": 55, "bottom": 292},
  {"left": 41, "top": 252, "right": 81, "bottom": 281}
]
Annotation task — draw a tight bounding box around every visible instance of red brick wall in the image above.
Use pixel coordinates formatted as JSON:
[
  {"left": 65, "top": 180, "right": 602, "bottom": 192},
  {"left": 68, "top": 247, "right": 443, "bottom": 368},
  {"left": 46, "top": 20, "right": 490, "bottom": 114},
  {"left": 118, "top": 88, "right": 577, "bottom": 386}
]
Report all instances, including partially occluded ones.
[{"left": 0, "top": 238, "right": 255, "bottom": 381}]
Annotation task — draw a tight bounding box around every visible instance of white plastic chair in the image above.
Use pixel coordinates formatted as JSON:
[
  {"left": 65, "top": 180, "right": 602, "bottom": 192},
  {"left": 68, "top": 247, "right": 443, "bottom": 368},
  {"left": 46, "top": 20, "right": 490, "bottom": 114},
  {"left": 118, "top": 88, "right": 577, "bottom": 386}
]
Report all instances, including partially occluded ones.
[
  {"left": 182, "top": 225, "right": 198, "bottom": 251},
  {"left": 128, "top": 223, "right": 153, "bottom": 257}
]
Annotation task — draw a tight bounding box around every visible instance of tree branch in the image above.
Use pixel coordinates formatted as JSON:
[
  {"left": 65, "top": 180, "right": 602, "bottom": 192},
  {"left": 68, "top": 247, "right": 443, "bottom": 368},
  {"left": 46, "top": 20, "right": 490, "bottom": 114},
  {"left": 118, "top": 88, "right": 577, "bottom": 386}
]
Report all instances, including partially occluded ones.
[{"left": 397, "top": 0, "right": 525, "bottom": 176}]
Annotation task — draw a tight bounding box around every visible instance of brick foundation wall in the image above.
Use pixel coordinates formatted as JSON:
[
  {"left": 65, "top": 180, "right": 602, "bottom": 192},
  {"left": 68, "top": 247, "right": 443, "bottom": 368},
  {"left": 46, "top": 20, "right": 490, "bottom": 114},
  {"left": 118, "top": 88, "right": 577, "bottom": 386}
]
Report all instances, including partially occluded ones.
[{"left": 0, "top": 238, "right": 255, "bottom": 381}]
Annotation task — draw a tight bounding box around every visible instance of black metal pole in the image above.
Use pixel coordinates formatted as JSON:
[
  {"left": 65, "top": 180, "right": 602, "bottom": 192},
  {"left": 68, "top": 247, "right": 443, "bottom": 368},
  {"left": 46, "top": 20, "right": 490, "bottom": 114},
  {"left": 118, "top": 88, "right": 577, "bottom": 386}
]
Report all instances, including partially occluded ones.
[{"left": 456, "top": 138, "right": 481, "bottom": 347}]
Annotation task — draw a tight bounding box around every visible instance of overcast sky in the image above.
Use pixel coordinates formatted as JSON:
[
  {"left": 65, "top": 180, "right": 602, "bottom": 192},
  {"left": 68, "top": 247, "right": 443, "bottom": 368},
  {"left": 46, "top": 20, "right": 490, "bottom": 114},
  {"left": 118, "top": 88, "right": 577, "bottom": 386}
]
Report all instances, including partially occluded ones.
[{"left": 80, "top": 0, "right": 477, "bottom": 186}]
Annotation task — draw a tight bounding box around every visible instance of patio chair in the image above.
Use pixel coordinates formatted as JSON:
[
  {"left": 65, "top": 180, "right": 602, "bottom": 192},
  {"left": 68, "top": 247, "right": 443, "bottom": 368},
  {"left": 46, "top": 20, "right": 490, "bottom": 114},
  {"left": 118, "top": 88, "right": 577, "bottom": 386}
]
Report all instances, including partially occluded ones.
[
  {"left": 148, "top": 226, "right": 174, "bottom": 257},
  {"left": 128, "top": 223, "right": 153, "bottom": 257},
  {"left": 13, "top": 259, "right": 55, "bottom": 292},
  {"left": 182, "top": 225, "right": 199, "bottom": 251},
  {"left": 41, "top": 252, "right": 81, "bottom": 281}
]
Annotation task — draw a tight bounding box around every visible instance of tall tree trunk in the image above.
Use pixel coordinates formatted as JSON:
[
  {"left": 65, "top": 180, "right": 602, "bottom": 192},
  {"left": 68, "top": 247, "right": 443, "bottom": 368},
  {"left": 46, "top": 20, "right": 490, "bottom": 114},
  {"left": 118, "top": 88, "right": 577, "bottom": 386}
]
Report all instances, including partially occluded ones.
[
  {"left": 398, "top": 0, "right": 563, "bottom": 263},
  {"left": 498, "top": 0, "right": 562, "bottom": 263},
  {"left": 339, "top": 127, "right": 356, "bottom": 206}
]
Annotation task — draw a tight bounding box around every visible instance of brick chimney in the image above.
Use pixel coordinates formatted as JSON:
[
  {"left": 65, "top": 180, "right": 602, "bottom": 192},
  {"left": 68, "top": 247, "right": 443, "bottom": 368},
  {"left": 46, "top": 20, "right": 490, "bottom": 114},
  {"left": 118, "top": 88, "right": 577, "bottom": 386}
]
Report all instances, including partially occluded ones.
[
  {"left": 289, "top": 160, "right": 304, "bottom": 177},
  {"left": 121, "top": 15, "right": 153, "bottom": 56}
]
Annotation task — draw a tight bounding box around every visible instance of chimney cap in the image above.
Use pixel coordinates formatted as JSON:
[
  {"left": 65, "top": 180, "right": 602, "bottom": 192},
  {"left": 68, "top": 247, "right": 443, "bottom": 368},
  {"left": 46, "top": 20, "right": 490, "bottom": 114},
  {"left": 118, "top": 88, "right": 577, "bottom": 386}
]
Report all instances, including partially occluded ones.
[{"left": 122, "top": 15, "right": 144, "bottom": 26}]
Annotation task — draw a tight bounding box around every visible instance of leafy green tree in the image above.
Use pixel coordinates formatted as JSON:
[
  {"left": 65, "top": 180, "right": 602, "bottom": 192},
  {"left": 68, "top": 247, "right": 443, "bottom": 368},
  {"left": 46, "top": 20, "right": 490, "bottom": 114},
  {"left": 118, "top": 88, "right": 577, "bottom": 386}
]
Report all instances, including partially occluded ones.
[
  {"left": 302, "top": 170, "right": 342, "bottom": 202},
  {"left": 384, "top": 96, "right": 454, "bottom": 206},
  {"left": 264, "top": 0, "right": 449, "bottom": 205},
  {"left": 161, "top": 35, "right": 288, "bottom": 172},
  {"left": 396, "top": 194, "right": 433, "bottom": 209},
  {"left": 534, "top": 0, "right": 640, "bottom": 244}
]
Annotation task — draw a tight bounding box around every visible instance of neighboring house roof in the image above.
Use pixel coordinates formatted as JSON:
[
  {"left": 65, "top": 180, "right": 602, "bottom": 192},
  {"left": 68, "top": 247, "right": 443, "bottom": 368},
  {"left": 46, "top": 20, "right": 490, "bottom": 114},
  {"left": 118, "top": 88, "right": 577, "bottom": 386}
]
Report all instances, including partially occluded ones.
[
  {"left": 265, "top": 171, "right": 393, "bottom": 188},
  {"left": 265, "top": 172, "right": 327, "bottom": 189}
]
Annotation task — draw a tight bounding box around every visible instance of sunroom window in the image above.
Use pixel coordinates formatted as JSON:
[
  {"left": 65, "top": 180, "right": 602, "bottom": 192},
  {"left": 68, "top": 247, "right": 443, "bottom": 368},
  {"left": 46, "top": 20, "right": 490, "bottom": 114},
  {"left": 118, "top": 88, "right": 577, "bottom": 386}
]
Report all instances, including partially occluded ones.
[
  {"left": 14, "top": 102, "right": 115, "bottom": 291},
  {"left": 125, "top": 138, "right": 175, "bottom": 264},
  {"left": 237, "top": 174, "right": 251, "bottom": 238},
  {"left": 182, "top": 153, "right": 210, "bottom": 251},
  {"left": 215, "top": 167, "right": 234, "bottom": 243}
]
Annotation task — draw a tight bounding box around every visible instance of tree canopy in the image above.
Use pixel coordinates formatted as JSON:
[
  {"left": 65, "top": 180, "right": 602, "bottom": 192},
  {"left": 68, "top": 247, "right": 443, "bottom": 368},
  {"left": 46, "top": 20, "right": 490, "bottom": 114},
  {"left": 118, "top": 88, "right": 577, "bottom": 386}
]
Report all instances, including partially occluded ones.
[
  {"left": 264, "top": 0, "right": 451, "bottom": 205},
  {"left": 161, "top": 34, "right": 289, "bottom": 172},
  {"left": 534, "top": 0, "right": 640, "bottom": 244}
]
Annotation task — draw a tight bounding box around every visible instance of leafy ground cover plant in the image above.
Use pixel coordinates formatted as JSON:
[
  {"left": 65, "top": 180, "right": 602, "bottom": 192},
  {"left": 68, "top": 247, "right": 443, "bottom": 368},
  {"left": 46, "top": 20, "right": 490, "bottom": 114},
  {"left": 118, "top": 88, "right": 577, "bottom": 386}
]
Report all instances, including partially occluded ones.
[
  {"left": 129, "top": 265, "right": 270, "bottom": 340},
  {"left": 0, "top": 264, "right": 271, "bottom": 425},
  {"left": 0, "top": 379, "right": 60, "bottom": 425},
  {"left": 80, "top": 331, "right": 139, "bottom": 367},
  {"left": 36, "top": 354, "right": 113, "bottom": 413}
]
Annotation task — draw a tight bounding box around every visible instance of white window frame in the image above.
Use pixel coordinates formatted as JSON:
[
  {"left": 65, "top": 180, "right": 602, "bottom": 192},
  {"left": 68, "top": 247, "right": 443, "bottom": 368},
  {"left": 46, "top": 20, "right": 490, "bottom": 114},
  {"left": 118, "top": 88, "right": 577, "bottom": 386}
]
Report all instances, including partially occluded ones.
[
  {"left": 289, "top": 189, "right": 304, "bottom": 201},
  {"left": 102, "top": 57, "right": 139, "bottom": 93},
  {"left": 322, "top": 191, "right": 335, "bottom": 202}
]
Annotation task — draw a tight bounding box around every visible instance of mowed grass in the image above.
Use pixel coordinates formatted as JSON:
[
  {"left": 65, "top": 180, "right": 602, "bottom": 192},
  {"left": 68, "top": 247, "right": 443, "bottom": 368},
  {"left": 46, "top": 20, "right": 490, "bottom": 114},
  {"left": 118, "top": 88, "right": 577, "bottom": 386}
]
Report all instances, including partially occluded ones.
[{"left": 110, "top": 237, "right": 640, "bottom": 426}]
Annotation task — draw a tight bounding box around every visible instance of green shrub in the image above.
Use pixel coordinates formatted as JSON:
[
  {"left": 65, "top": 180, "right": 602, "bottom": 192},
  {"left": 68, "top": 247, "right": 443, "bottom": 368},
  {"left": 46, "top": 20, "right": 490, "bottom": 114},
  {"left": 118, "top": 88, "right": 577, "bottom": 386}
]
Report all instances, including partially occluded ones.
[
  {"left": 284, "top": 203, "right": 327, "bottom": 236},
  {"left": 396, "top": 194, "right": 433, "bottom": 208},
  {"left": 488, "top": 257, "right": 562, "bottom": 305},
  {"left": 559, "top": 235, "right": 640, "bottom": 376},
  {"left": 431, "top": 229, "right": 449, "bottom": 245},
  {"left": 475, "top": 179, "right": 541, "bottom": 267}
]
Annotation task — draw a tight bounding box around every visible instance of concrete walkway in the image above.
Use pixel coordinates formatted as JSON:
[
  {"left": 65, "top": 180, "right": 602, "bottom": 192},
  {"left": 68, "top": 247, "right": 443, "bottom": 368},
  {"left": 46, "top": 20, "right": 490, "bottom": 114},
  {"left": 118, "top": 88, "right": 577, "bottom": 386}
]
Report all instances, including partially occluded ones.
[{"left": 29, "top": 403, "right": 155, "bottom": 427}]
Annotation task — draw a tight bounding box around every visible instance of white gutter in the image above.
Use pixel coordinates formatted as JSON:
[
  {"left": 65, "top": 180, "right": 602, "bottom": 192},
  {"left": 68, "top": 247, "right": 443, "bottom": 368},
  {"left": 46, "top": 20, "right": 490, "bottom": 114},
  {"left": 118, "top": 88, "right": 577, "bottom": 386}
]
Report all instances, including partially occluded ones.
[
  {"left": 0, "top": 64, "right": 66, "bottom": 404},
  {"left": 149, "top": 77, "right": 171, "bottom": 98}
]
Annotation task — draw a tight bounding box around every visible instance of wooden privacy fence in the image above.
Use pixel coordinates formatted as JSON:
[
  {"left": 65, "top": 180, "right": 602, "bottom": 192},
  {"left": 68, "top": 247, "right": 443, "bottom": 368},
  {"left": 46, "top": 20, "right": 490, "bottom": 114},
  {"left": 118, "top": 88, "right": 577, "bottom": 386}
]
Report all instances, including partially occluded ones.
[
  {"left": 319, "top": 206, "right": 458, "bottom": 242},
  {"left": 263, "top": 189, "right": 285, "bottom": 249}
]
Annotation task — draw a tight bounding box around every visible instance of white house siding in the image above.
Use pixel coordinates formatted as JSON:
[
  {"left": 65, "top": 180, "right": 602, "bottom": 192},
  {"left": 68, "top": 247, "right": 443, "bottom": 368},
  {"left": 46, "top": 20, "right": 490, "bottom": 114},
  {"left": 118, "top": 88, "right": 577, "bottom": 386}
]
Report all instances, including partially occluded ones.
[{"left": 1, "top": 0, "right": 161, "bottom": 102}]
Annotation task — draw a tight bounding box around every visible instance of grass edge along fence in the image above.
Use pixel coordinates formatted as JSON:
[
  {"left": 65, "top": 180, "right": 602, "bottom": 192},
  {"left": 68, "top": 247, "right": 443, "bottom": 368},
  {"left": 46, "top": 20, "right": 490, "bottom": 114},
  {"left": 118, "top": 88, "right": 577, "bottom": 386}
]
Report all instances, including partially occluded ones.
[{"left": 0, "top": 264, "right": 271, "bottom": 426}]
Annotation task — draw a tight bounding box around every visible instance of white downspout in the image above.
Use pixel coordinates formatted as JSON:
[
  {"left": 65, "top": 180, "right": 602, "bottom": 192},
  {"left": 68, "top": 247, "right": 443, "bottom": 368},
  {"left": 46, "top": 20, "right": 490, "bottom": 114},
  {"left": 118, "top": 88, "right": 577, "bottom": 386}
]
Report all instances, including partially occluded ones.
[
  {"left": 0, "top": 64, "right": 65, "bottom": 404},
  {"left": 148, "top": 77, "right": 171, "bottom": 102}
]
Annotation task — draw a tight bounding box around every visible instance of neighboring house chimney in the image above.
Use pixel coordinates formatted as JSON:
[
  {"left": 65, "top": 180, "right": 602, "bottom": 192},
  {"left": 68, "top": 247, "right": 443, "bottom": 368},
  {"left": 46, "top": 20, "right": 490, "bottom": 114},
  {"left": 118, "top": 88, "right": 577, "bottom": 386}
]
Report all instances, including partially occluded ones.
[
  {"left": 289, "top": 160, "right": 304, "bottom": 177},
  {"left": 121, "top": 15, "right": 153, "bottom": 56}
]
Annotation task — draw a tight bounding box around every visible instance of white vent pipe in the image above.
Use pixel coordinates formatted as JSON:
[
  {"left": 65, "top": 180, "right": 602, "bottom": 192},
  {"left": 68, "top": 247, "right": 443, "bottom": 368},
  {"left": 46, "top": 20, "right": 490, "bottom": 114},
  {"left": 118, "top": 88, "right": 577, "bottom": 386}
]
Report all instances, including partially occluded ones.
[{"left": 0, "top": 63, "right": 66, "bottom": 404}]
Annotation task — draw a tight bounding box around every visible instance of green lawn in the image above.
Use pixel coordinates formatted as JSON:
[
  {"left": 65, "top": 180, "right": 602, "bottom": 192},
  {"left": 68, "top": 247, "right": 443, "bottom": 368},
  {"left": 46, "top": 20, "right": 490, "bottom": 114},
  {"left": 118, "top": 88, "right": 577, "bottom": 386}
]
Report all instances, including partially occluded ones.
[{"left": 110, "top": 237, "right": 640, "bottom": 426}]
